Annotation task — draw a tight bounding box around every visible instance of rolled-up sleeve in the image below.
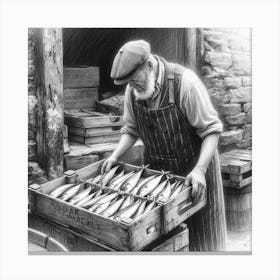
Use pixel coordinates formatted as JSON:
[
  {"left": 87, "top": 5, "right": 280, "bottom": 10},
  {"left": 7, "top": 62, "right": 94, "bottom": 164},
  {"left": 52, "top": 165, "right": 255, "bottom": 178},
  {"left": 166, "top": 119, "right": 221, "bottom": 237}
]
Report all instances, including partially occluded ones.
[
  {"left": 120, "top": 85, "right": 139, "bottom": 138},
  {"left": 179, "top": 69, "right": 223, "bottom": 139}
]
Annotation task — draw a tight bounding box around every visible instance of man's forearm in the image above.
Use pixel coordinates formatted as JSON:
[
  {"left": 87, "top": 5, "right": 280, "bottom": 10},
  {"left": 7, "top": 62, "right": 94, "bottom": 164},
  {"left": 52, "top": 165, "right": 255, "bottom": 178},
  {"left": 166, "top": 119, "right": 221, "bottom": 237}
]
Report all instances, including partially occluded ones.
[
  {"left": 111, "top": 133, "right": 138, "bottom": 160},
  {"left": 194, "top": 133, "right": 220, "bottom": 174}
]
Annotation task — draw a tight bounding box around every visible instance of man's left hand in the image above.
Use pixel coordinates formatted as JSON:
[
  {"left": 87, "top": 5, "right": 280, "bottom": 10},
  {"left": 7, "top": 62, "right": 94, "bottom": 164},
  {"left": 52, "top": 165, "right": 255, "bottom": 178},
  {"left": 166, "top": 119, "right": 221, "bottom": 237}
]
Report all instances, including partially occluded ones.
[{"left": 184, "top": 167, "right": 206, "bottom": 204}]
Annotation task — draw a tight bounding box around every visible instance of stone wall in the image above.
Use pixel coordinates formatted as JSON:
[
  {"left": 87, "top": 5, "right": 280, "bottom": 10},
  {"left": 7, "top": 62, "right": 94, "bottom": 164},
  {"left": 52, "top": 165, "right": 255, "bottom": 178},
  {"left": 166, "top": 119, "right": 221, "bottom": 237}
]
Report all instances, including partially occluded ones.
[{"left": 199, "top": 28, "right": 252, "bottom": 152}]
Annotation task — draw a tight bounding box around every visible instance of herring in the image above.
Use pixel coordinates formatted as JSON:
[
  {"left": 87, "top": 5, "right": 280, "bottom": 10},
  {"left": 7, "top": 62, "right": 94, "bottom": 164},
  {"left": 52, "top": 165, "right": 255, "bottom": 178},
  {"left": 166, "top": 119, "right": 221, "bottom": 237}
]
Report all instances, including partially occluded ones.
[{"left": 49, "top": 184, "right": 75, "bottom": 198}]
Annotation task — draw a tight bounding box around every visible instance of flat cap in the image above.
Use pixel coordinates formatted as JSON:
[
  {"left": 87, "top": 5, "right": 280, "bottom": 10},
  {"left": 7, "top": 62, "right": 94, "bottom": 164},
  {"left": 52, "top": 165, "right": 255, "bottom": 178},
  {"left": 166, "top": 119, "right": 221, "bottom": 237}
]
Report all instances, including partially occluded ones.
[{"left": 110, "top": 40, "right": 151, "bottom": 85}]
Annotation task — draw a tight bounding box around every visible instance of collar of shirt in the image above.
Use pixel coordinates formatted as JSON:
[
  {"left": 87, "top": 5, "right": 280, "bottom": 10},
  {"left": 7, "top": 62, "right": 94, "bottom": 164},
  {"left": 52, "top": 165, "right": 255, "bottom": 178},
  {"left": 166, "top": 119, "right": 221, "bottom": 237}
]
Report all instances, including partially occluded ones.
[{"left": 151, "top": 55, "right": 164, "bottom": 101}]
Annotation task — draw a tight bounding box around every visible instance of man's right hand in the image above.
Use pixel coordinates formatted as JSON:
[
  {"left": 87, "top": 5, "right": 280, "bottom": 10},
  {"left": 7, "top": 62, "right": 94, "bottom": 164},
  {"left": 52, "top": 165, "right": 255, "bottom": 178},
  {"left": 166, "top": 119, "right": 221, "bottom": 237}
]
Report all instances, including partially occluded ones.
[{"left": 101, "top": 155, "right": 118, "bottom": 174}]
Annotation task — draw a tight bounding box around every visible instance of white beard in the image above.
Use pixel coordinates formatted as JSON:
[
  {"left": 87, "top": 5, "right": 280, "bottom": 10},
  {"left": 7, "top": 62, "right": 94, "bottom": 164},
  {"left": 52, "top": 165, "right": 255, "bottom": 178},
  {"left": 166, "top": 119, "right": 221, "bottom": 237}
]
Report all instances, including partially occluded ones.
[{"left": 133, "top": 71, "right": 156, "bottom": 100}]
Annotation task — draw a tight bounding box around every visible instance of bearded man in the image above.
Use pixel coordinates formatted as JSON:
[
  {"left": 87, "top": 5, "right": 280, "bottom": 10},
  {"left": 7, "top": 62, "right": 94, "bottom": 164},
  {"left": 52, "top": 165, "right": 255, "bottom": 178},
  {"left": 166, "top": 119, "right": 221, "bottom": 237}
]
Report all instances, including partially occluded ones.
[{"left": 102, "top": 40, "right": 227, "bottom": 251}]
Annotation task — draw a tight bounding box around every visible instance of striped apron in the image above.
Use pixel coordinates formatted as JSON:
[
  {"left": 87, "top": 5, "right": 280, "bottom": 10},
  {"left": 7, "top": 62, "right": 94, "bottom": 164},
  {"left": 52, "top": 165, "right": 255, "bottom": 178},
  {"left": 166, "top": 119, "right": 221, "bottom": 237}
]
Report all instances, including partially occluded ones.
[{"left": 132, "top": 60, "right": 227, "bottom": 251}]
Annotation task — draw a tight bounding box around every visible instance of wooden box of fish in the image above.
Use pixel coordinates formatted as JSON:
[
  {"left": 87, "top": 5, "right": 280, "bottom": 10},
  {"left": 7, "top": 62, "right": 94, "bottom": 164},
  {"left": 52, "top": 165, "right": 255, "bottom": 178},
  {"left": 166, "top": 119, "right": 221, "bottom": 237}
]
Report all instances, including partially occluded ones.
[
  {"left": 28, "top": 175, "right": 162, "bottom": 251},
  {"left": 76, "top": 160, "right": 207, "bottom": 234}
]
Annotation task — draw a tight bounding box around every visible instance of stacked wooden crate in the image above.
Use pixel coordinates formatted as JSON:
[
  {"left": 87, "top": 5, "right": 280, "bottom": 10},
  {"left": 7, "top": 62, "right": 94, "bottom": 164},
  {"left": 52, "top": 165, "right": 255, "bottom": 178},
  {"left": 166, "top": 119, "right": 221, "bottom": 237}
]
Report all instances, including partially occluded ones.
[
  {"left": 219, "top": 149, "right": 252, "bottom": 232},
  {"left": 63, "top": 66, "right": 123, "bottom": 145},
  {"left": 65, "top": 110, "right": 123, "bottom": 145},
  {"left": 63, "top": 66, "right": 99, "bottom": 110}
]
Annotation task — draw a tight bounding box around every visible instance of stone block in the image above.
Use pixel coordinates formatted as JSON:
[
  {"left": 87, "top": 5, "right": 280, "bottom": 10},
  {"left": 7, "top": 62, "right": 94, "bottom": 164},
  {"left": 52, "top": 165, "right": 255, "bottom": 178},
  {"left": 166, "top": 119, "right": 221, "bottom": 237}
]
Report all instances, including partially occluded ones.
[
  {"left": 246, "top": 109, "right": 252, "bottom": 123},
  {"left": 28, "top": 162, "right": 48, "bottom": 186},
  {"left": 243, "top": 102, "right": 252, "bottom": 113},
  {"left": 236, "top": 139, "right": 252, "bottom": 149},
  {"left": 209, "top": 90, "right": 231, "bottom": 106},
  {"left": 203, "top": 76, "right": 224, "bottom": 89},
  {"left": 232, "top": 54, "right": 251, "bottom": 74},
  {"left": 229, "top": 126, "right": 239, "bottom": 130},
  {"left": 206, "top": 38, "right": 228, "bottom": 52},
  {"left": 242, "top": 76, "right": 252, "bottom": 87},
  {"left": 220, "top": 104, "right": 241, "bottom": 116},
  {"left": 230, "top": 87, "right": 252, "bottom": 103},
  {"left": 219, "top": 130, "right": 243, "bottom": 146},
  {"left": 225, "top": 113, "right": 246, "bottom": 125},
  {"left": 204, "top": 51, "right": 232, "bottom": 69},
  {"left": 228, "top": 38, "right": 251, "bottom": 52},
  {"left": 224, "top": 77, "right": 241, "bottom": 89},
  {"left": 243, "top": 124, "right": 252, "bottom": 139}
]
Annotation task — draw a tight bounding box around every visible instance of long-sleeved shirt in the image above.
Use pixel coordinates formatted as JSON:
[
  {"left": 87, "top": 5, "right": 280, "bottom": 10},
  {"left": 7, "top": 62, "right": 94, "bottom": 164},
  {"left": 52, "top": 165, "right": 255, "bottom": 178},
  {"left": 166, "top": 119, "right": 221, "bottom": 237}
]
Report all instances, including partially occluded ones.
[{"left": 120, "top": 56, "right": 223, "bottom": 139}]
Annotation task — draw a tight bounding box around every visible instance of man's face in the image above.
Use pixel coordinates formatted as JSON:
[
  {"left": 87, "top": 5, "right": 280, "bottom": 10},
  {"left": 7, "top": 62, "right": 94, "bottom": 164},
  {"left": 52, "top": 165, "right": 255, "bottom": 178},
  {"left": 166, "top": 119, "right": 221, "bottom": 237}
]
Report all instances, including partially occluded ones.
[{"left": 128, "top": 66, "right": 156, "bottom": 100}]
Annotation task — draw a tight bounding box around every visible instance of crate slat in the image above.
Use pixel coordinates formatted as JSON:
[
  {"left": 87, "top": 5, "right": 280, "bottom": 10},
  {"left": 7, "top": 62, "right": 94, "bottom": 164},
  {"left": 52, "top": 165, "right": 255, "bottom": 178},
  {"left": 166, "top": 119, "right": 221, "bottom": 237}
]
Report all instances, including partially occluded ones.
[{"left": 223, "top": 177, "right": 252, "bottom": 188}]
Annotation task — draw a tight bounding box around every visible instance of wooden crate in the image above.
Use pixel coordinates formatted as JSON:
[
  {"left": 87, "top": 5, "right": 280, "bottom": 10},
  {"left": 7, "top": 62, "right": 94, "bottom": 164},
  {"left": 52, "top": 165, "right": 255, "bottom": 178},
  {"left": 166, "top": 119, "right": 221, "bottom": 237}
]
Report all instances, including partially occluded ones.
[
  {"left": 219, "top": 149, "right": 252, "bottom": 189},
  {"left": 63, "top": 66, "right": 99, "bottom": 89},
  {"left": 219, "top": 149, "right": 252, "bottom": 232},
  {"left": 29, "top": 213, "right": 189, "bottom": 252},
  {"left": 64, "top": 88, "right": 99, "bottom": 110},
  {"left": 28, "top": 178, "right": 162, "bottom": 251},
  {"left": 76, "top": 160, "right": 207, "bottom": 234}
]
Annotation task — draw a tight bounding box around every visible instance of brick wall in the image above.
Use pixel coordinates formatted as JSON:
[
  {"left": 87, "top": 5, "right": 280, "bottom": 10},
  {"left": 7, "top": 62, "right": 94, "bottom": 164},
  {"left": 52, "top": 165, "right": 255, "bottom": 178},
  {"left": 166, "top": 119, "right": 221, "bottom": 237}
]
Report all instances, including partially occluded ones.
[{"left": 199, "top": 28, "right": 252, "bottom": 152}]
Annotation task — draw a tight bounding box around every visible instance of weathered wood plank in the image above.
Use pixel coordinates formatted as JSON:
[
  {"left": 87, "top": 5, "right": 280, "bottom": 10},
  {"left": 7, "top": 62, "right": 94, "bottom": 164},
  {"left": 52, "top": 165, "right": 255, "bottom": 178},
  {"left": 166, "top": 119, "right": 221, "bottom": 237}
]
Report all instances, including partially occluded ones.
[
  {"left": 219, "top": 158, "right": 251, "bottom": 174},
  {"left": 63, "top": 66, "right": 99, "bottom": 89},
  {"left": 223, "top": 177, "right": 252, "bottom": 188},
  {"left": 69, "top": 132, "right": 121, "bottom": 145},
  {"left": 64, "top": 88, "right": 98, "bottom": 110},
  {"left": 33, "top": 28, "right": 64, "bottom": 179},
  {"left": 184, "top": 28, "right": 197, "bottom": 70}
]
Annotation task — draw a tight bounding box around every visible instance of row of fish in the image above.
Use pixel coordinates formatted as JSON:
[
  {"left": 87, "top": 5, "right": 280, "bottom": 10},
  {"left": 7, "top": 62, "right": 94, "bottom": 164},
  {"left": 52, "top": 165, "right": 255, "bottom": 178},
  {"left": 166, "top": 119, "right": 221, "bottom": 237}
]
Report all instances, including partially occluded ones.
[
  {"left": 88, "top": 165, "right": 186, "bottom": 202},
  {"left": 49, "top": 183, "right": 157, "bottom": 221}
]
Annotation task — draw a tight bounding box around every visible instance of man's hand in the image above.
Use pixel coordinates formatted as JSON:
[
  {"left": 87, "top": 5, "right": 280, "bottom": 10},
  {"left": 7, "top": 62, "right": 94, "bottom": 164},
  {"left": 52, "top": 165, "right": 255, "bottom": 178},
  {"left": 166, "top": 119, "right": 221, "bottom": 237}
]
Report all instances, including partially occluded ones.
[
  {"left": 184, "top": 167, "right": 206, "bottom": 204},
  {"left": 101, "top": 155, "right": 117, "bottom": 174}
]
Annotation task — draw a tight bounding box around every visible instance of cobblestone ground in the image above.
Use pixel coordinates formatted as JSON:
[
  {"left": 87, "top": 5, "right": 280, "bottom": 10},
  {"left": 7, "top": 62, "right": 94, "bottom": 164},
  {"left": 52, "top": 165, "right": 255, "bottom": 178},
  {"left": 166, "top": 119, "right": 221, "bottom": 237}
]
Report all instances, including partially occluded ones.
[{"left": 226, "top": 230, "right": 252, "bottom": 252}]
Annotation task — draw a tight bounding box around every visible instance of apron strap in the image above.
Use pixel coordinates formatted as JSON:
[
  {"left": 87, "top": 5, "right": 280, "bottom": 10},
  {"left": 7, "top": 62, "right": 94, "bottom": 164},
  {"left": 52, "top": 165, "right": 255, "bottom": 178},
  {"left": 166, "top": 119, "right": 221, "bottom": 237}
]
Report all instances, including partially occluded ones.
[{"left": 168, "top": 63, "right": 176, "bottom": 104}]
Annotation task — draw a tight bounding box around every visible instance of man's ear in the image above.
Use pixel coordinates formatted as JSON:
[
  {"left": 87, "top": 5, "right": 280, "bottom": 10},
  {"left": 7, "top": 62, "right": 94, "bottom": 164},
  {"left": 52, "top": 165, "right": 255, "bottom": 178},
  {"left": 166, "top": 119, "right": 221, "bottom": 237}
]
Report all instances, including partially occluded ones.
[{"left": 147, "top": 60, "right": 153, "bottom": 71}]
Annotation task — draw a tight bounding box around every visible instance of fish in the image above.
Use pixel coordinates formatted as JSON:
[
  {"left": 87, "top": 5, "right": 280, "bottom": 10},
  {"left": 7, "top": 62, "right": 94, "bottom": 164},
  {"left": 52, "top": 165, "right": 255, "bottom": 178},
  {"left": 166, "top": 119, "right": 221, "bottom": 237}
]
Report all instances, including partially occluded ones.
[
  {"left": 68, "top": 185, "right": 92, "bottom": 204},
  {"left": 75, "top": 192, "right": 96, "bottom": 207},
  {"left": 109, "top": 171, "right": 135, "bottom": 190},
  {"left": 114, "top": 200, "right": 142, "bottom": 221},
  {"left": 107, "top": 170, "right": 125, "bottom": 185},
  {"left": 169, "top": 182, "right": 184, "bottom": 199},
  {"left": 148, "top": 179, "right": 168, "bottom": 200},
  {"left": 142, "top": 201, "right": 157, "bottom": 215},
  {"left": 100, "top": 196, "right": 125, "bottom": 217},
  {"left": 88, "top": 192, "right": 119, "bottom": 212},
  {"left": 119, "top": 195, "right": 134, "bottom": 211},
  {"left": 88, "top": 174, "right": 102, "bottom": 185},
  {"left": 100, "top": 165, "right": 122, "bottom": 187},
  {"left": 120, "top": 165, "right": 148, "bottom": 192},
  {"left": 95, "top": 192, "right": 119, "bottom": 205},
  {"left": 130, "top": 174, "right": 158, "bottom": 196},
  {"left": 133, "top": 200, "right": 147, "bottom": 219},
  {"left": 82, "top": 190, "right": 104, "bottom": 208},
  {"left": 49, "top": 184, "right": 75, "bottom": 198},
  {"left": 93, "top": 200, "right": 112, "bottom": 214},
  {"left": 59, "top": 183, "right": 83, "bottom": 201},
  {"left": 138, "top": 171, "right": 167, "bottom": 197},
  {"left": 157, "top": 180, "right": 172, "bottom": 201}
]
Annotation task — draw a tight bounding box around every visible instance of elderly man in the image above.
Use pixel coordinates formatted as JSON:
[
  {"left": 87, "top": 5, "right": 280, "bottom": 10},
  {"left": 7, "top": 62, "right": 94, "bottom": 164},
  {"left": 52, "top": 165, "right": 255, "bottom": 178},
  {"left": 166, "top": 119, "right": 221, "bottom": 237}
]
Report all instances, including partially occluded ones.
[{"left": 102, "top": 40, "right": 227, "bottom": 251}]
